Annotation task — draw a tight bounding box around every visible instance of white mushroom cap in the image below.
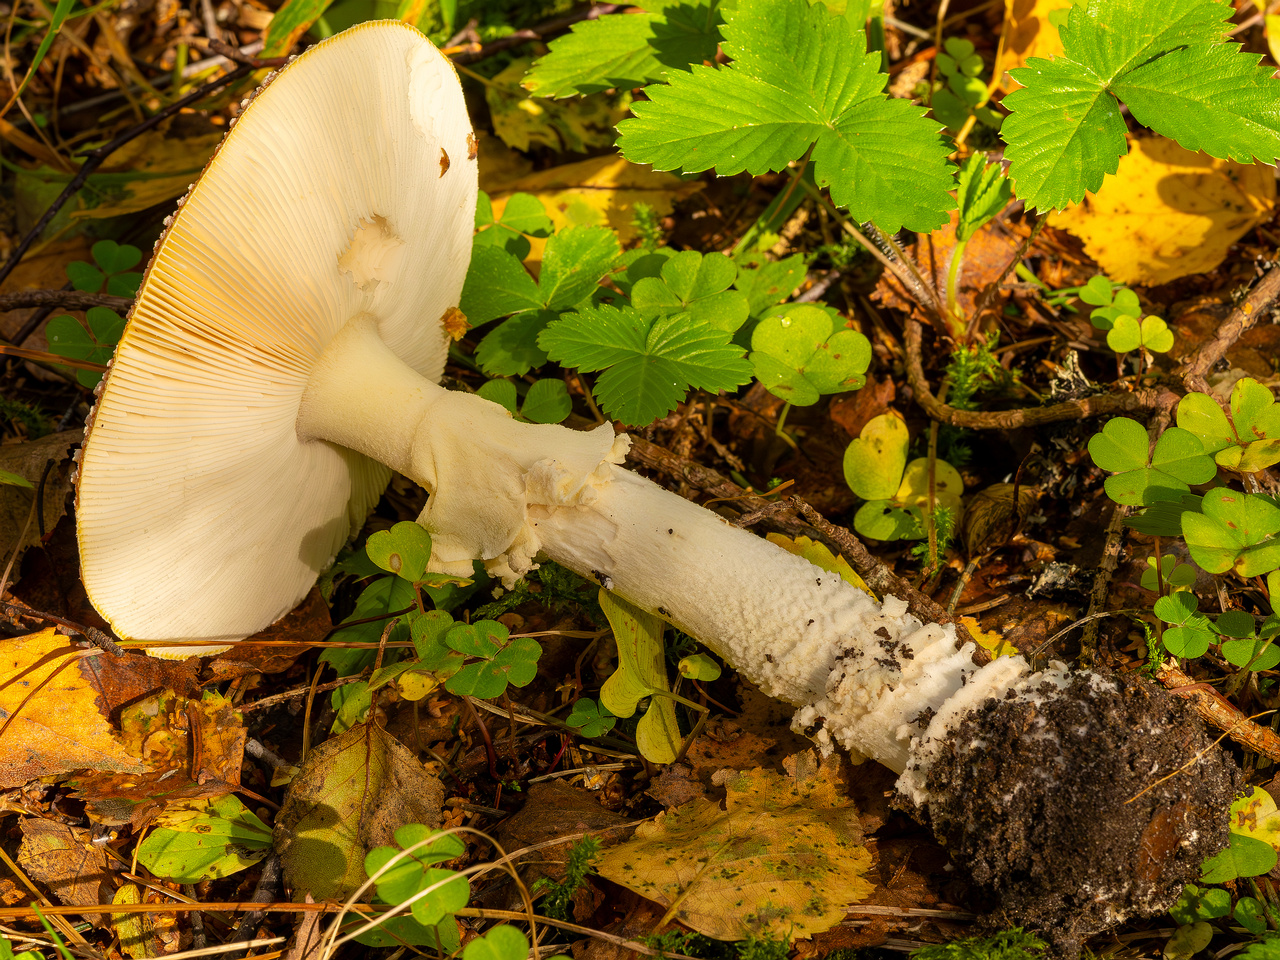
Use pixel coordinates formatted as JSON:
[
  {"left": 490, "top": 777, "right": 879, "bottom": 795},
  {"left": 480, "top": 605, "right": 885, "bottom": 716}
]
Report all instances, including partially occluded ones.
[{"left": 75, "top": 22, "right": 477, "bottom": 656}]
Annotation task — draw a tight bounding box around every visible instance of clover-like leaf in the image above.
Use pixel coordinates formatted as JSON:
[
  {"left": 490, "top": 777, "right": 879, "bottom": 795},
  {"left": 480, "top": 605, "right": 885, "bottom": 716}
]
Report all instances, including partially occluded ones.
[
  {"left": 365, "top": 825, "right": 469, "bottom": 927},
  {"left": 444, "top": 621, "right": 541, "bottom": 699},
  {"left": 1182, "top": 488, "right": 1280, "bottom": 577},
  {"left": 1180, "top": 379, "right": 1280, "bottom": 473},
  {"left": 46, "top": 306, "right": 125, "bottom": 388},
  {"left": 1106, "top": 315, "right": 1173, "bottom": 354},
  {"left": 1221, "top": 635, "right": 1280, "bottom": 672},
  {"left": 1202, "top": 832, "right": 1279, "bottom": 883},
  {"left": 566, "top": 698, "right": 617, "bottom": 738},
  {"left": 751, "top": 305, "right": 870, "bottom": 406},
  {"left": 843, "top": 412, "right": 909, "bottom": 501},
  {"left": 444, "top": 620, "right": 510, "bottom": 659},
  {"left": 366, "top": 522, "right": 433, "bottom": 583},
  {"left": 92, "top": 239, "right": 142, "bottom": 275},
  {"left": 853, "top": 501, "right": 922, "bottom": 541},
  {"left": 617, "top": 0, "right": 955, "bottom": 233},
  {"left": 475, "top": 191, "right": 553, "bottom": 259},
  {"left": 66, "top": 259, "right": 105, "bottom": 293},
  {"left": 1169, "top": 884, "right": 1232, "bottom": 925},
  {"left": 631, "top": 250, "right": 750, "bottom": 332},
  {"left": 1139, "top": 555, "right": 1197, "bottom": 593},
  {"left": 677, "top": 653, "right": 722, "bottom": 681},
  {"left": 1088, "top": 418, "right": 1216, "bottom": 506},
  {"left": 540, "top": 304, "right": 752, "bottom": 426},
  {"left": 463, "top": 925, "right": 533, "bottom": 960},
  {"left": 1153, "top": 590, "right": 1215, "bottom": 658},
  {"left": 733, "top": 253, "right": 807, "bottom": 316}
]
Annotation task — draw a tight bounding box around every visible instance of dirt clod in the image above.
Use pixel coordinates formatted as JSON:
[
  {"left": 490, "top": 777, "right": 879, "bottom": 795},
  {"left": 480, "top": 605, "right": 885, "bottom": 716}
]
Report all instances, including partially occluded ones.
[{"left": 920, "top": 672, "right": 1240, "bottom": 956}]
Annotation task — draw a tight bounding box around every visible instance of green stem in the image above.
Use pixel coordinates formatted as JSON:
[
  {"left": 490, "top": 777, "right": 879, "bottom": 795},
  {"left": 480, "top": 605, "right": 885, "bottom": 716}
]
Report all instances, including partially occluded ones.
[
  {"left": 647, "top": 689, "right": 708, "bottom": 714},
  {"left": 946, "top": 237, "right": 968, "bottom": 332}
]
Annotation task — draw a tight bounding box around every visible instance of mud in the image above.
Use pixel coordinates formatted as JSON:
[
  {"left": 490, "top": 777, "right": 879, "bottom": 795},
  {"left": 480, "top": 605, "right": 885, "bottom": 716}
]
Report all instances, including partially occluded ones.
[{"left": 919, "top": 672, "right": 1240, "bottom": 956}]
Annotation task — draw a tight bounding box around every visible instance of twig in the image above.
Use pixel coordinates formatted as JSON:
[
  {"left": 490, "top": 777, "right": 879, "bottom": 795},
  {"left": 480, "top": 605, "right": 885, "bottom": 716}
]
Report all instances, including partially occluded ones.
[
  {"left": 450, "top": 3, "right": 624, "bottom": 64},
  {"left": 1158, "top": 660, "right": 1280, "bottom": 762},
  {"left": 0, "top": 343, "right": 108, "bottom": 372},
  {"left": 1179, "top": 262, "right": 1280, "bottom": 395},
  {"left": 206, "top": 38, "right": 291, "bottom": 69},
  {"left": 1078, "top": 501, "right": 1128, "bottom": 670},
  {"left": 0, "top": 289, "right": 134, "bottom": 313},
  {"left": 0, "top": 63, "right": 252, "bottom": 290},
  {"left": 904, "top": 318, "right": 1179, "bottom": 428}
]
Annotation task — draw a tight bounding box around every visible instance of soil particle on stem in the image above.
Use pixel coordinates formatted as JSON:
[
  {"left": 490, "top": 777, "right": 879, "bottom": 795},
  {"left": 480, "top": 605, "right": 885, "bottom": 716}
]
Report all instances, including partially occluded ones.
[{"left": 918, "top": 672, "right": 1240, "bottom": 956}]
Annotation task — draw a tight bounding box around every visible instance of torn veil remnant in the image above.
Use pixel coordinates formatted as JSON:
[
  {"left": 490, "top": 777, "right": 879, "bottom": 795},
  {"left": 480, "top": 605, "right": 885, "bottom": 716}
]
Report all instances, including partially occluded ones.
[{"left": 74, "top": 20, "right": 1238, "bottom": 951}]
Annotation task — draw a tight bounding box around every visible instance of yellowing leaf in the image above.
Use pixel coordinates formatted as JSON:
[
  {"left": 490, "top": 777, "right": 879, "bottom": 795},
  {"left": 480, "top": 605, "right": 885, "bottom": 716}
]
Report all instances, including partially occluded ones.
[
  {"left": 1267, "top": 14, "right": 1280, "bottom": 67},
  {"left": 843, "top": 412, "right": 909, "bottom": 501},
  {"left": 995, "top": 0, "right": 1072, "bottom": 93},
  {"left": 487, "top": 58, "right": 629, "bottom": 154},
  {"left": 0, "top": 629, "right": 141, "bottom": 788},
  {"left": 596, "top": 767, "right": 874, "bottom": 940},
  {"left": 959, "top": 616, "right": 1019, "bottom": 658},
  {"left": 1230, "top": 785, "right": 1280, "bottom": 850},
  {"left": 896, "top": 457, "right": 965, "bottom": 514},
  {"left": 484, "top": 155, "right": 701, "bottom": 269},
  {"left": 1047, "top": 137, "right": 1275, "bottom": 286},
  {"left": 765, "top": 533, "right": 875, "bottom": 598},
  {"left": 599, "top": 589, "right": 681, "bottom": 764}
]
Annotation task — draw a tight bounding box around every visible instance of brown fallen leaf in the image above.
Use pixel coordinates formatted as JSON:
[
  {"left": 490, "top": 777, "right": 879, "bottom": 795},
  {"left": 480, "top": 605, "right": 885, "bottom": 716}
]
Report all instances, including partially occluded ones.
[
  {"left": 0, "top": 630, "right": 141, "bottom": 788},
  {"left": 0, "top": 430, "right": 80, "bottom": 585},
  {"left": 17, "top": 818, "right": 112, "bottom": 923},
  {"left": 275, "top": 722, "right": 445, "bottom": 900},
  {"left": 596, "top": 766, "right": 874, "bottom": 941},
  {"left": 1048, "top": 137, "right": 1275, "bottom": 286}
]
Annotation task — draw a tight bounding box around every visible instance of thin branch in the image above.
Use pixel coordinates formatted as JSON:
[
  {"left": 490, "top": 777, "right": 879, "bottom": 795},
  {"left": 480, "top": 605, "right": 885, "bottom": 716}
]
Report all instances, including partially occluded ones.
[
  {"left": 0, "top": 289, "right": 134, "bottom": 313},
  {"left": 1158, "top": 660, "right": 1280, "bottom": 762},
  {"left": 1179, "top": 262, "right": 1280, "bottom": 395},
  {"left": 450, "top": 3, "right": 624, "bottom": 64}
]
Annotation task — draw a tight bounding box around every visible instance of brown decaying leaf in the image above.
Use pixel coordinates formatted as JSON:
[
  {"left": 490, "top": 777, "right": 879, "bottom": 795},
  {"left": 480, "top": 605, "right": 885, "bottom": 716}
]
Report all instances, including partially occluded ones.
[
  {"left": 275, "top": 722, "right": 445, "bottom": 901},
  {"left": 596, "top": 766, "right": 875, "bottom": 941},
  {"left": 961, "top": 484, "right": 1039, "bottom": 557},
  {"left": 0, "top": 629, "right": 140, "bottom": 787},
  {"left": 0, "top": 430, "right": 80, "bottom": 584},
  {"left": 17, "top": 818, "right": 111, "bottom": 924},
  {"left": 206, "top": 586, "right": 331, "bottom": 681}
]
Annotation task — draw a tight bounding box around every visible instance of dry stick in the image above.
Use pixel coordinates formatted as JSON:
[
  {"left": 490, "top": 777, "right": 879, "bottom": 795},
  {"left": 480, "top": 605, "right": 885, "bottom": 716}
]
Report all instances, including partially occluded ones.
[
  {"left": 1077, "top": 500, "right": 1129, "bottom": 670},
  {"left": 0, "top": 289, "right": 134, "bottom": 313},
  {"left": 1179, "top": 262, "right": 1280, "bottom": 395},
  {"left": 1158, "top": 660, "right": 1280, "bottom": 762},
  {"left": 904, "top": 318, "right": 1180, "bottom": 428},
  {"left": 0, "top": 63, "right": 252, "bottom": 290},
  {"left": 0, "top": 343, "right": 108, "bottom": 372}
]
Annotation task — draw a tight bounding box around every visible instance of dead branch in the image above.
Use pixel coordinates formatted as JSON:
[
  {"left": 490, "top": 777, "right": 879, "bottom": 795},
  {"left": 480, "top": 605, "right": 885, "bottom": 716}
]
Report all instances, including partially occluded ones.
[
  {"left": 1179, "top": 262, "right": 1280, "bottom": 395},
  {"left": 1158, "top": 660, "right": 1280, "bottom": 762},
  {"left": 0, "top": 290, "right": 134, "bottom": 314}
]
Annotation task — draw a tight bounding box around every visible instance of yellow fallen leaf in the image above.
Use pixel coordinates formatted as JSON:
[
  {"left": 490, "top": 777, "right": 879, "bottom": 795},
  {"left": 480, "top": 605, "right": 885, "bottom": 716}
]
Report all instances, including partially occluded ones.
[
  {"left": 1047, "top": 137, "right": 1275, "bottom": 286},
  {"left": 959, "top": 616, "right": 1019, "bottom": 658},
  {"left": 765, "top": 533, "right": 875, "bottom": 598},
  {"left": 995, "top": 0, "right": 1072, "bottom": 92},
  {"left": 596, "top": 767, "right": 874, "bottom": 940},
  {"left": 1230, "top": 785, "right": 1280, "bottom": 850},
  {"left": 0, "top": 629, "right": 141, "bottom": 788},
  {"left": 484, "top": 155, "right": 702, "bottom": 268},
  {"left": 487, "top": 58, "right": 628, "bottom": 154}
]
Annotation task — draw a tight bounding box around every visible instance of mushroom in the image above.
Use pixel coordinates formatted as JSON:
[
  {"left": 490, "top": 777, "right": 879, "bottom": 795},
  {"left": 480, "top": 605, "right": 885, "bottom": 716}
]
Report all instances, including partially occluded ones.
[{"left": 74, "top": 20, "right": 1238, "bottom": 949}]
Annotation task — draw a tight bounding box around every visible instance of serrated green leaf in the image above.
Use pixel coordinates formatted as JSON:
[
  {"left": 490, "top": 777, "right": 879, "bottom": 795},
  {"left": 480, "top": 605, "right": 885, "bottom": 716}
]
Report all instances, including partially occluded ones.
[
  {"left": 460, "top": 246, "right": 541, "bottom": 325},
  {"left": 617, "top": 0, "right": 954, "bottom": 232},
  {"left": 476, "top": 310, "right": 556, "bottom": 377},
  {"left": 538, "top": 226, "right": 620, "bottom": 310},
  {"left": 1182, "top": 488, "right": 1280, "bottom": 577},
  {"left": 955, "top": 153, "right": 1014, "bottom": 242},
  {"left": 1001, "top": 0, "right": 1280, "bottom": 210},
  {"left": 524, "top": 3, "right": 723, "bottom": 98},
  {"left": 540, "top": 305, "right": 752, "bottom": 426}
]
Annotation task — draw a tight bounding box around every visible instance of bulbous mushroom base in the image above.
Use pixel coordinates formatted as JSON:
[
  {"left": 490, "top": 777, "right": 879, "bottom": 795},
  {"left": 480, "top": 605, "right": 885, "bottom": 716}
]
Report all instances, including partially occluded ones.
[{"left": 916, "top": 672, "right": 1240, "bottom": 956}]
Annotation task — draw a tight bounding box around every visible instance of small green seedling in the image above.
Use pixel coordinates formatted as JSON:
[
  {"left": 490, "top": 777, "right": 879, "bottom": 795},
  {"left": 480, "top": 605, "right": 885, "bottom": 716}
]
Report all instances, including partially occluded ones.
[
  {"left": 910, "top": 927, "right": 1046, "bottom": 960},
  {"left": 136, "top": 794, "right": 272, "bottom": 882},
  {"left": 677, "top": 652, "right": 721, "bottom": 681},
  {"left": 365, "top": 824, "right": 469, "bottom": 927},
  {"left": 67, "top": 239, "right": 144, "bottom": 298},
  {"left": 749, "top": 304, "right": 870, "bottom": 407},
  {"left": 1152, "top": 591, "right": 1215, "bottom": 658},
  {"left": 930, "top": 37, "right": 1002, "bottom": 134},
  {"left": 474, "top": 191, "right": 554, "bottom": 260},
  {"left": 1076, "top": 276, "right": 1173, "bottom": 359},
  {"left": 1087, "top": 417, "right": 1216, "bottom": 506},
  {"left": 443, "top": 620, "right": 542, "bottom": 699},
  {"left": 947, "top": 153, "right": 1014, "bottom": 325},
  {"left": 1140, "top": 556, "right": 1196, "bottom": 593},
  {"left": 566, "top": 697, "right": 617, "bottom": 737},
  {"left": 1178, "top": 377, "right": 1280, "bottom": 473},
  {"left": 1181, "top": 488, "right": 1280, "bottom": 577},
  {"left": 47, "top": 306, "right": 125, "bottom": 388},
  {"left": 476, "top": 377, "right": 572, "bottom": 424}
]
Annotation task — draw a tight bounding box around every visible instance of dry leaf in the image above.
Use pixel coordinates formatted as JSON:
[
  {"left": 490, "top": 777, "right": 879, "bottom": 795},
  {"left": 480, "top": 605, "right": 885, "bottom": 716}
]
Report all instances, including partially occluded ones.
[
  {"left": 0, "top": 630, "right": 141, "bottom": 787},
  {"left": 17, "top": 818, "right": 112, "bottom": 923},
  {"left": 275, "top": 722, "right": 445, "bottom": 900},
  {"left": 1231, "top": 785, "right": 1280, "bottom": 851},
  {"left": 596, "top": 767, "right": 874, "bottom": 940},
  {"left": 0, "top": 431, "right": 80, "bottom": 584},
  {"left": 1047, "top": 137, "right": 1275, "bottom": 286},
  {"left": 995, "top": 0, "right": 1072, "bottom": 92}
]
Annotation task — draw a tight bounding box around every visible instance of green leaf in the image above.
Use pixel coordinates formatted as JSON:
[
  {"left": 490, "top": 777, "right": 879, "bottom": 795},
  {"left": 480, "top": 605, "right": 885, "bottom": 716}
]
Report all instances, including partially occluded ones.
[
  {"left": 46, "top": 307, "right": 125, "bottom": 388},
  {"left": 538, "top": 226, "right": 620, "bottom": 311},
  {"left": 955, "top": 153, "right": 1014, "bottom": 243},
  {"left": 477, "top": 379, "right": 519, "bottom": 415},
  {"left": 1139, "top": 555, "right": 1197, "bottom": 593},
  {"left": 1169, "top": 884, "right": 1232, "bottom": 924},
  {"left": 1221, "top": 635, "right": 1280, "bottom": 671},
  {"left": 1182, "top": 488, "right": 1280, "bottom": 577},
  {"left": 566, "top": 698, "right": 618, "bottom": 738},
  {"left": 92, "top": 239, "right": 142, "bottom": 275},
  {"left": 1087, "top": 419, "right": 1216, "bottom": 506},
  {"left": 1153, "top": 591, "right": 1215, "bottom": 658},
  {"left": 475, "top": 192, "right": 553, "bottom": 259},
  {"left": 365, "top": 824, "right": 468, "bottom": 927},
  {"left": 136, "top": 795, "right": 272, "bottom": 882},
  {"left": 540, "top": 305, "right": 752, "bottom": 426},
  {"left": 460, "top": 245, "right": 541, "bottom": 325},
  {"left": 476, "top": 310, "right": 556, "bottom": 377},
  {"left": 262, "top": 0, "right": 334, "bottom": 56},
  {"left": 1235, "top": 898, "right": 1270, "bottom": 937},
  {"left": 1106, "top": 315, "right": 1173, "bottom": 353},
  {"left": 106, "top": 272, "right": 143, "bottom": 298},
  {"left": 463, "top": 925, "right": 531, "bottom": 960},
  {"left": 617, "top": 0, "right": 955, "bottom": 233},
  {"left": 1125, "top": 492, "right": 1204, "bottom": 537},
  {"left": 677, "top": 653, "right": 721, "bottom": 681},
  {"left": 1181, "top": 379, "right": 1280, "bottom": 473},
  {"left": 631, "top": 250, "right": 750, "bottom": 332},
  {"left": 1202, "top": 832, "right": 1278, "bottom": 883},
  {"left": 1001, "top": 0, "right": 1280, "bottom": 211},
  {"left": 366, "top": 522, "right": 433, "bottom": 583},
  {"left": 598, "top": 589, "right": 680, "bottom": 764},
  {"left": 1078, "top": 274, "right": 1114, "bottom": 306},
  {"left": 843, "top": 412, "right": 909, "bottom": 501},
  {"left": 750, "top": 304, "right": 870, "bottom": 405},
  {"left": 444, "top": 622, "right": 541, "bottom": 699},
  {"left": 853, "top": 500, "right": 922, "bottom": 541},
  {"left": 65, "top": 260, "right": 105, "bottom": 293},
  {"left": 524, "top": 3, "right": 723, "bottom": 98},
  {"left": 733, "top": 253, "right": 807, "bottom": 315},
  {"left": 1178, "top": 391, "right": 1235, "bottom": 456},
  {"left": 323, "top": 576, "right": 416, "bottom": 676},
  {"left": 410, "top": 610, "right": 459, "bottom": 668},
  {"left": 519, "top": 378, "right": 572, "bottom": 424},
  {"left": 444, "top": 620, "right": 510, "bottom": 659},
  {"left": 0, "top": 469, "right": 33, "bottom": 489}
]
